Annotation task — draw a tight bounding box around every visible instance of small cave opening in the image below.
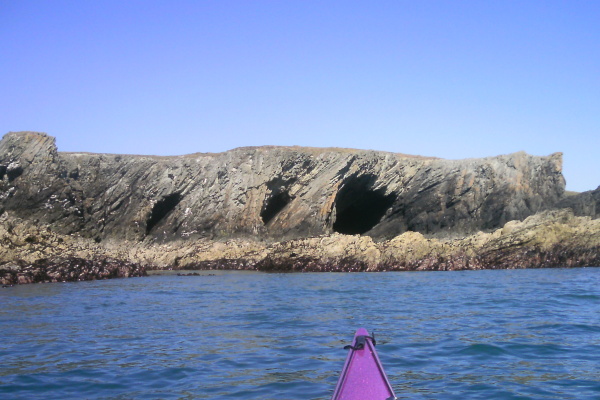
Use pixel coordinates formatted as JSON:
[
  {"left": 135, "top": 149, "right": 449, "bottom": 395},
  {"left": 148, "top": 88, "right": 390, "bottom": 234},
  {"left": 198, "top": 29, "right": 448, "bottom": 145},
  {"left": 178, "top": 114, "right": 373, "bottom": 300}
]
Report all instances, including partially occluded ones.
[
  {"left": 261, "top": 191, "right": 291, "bottom": 225},
  {"left": 332, "top": 176, "right": 397, "bottom": 235},
  {"left": 6, "top": 165, "right": 23, "bottom": 182},
  {"left": 146, "top": 193, "right": 183, "bottom": 235}
]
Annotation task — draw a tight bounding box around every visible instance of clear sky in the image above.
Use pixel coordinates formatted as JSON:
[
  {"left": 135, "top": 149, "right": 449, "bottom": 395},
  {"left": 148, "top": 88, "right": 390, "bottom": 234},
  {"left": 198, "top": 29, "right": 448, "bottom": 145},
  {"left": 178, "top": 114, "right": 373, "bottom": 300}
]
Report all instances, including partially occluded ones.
[{"left": 1, "top": 1, "right": 598, "bottom": 192}]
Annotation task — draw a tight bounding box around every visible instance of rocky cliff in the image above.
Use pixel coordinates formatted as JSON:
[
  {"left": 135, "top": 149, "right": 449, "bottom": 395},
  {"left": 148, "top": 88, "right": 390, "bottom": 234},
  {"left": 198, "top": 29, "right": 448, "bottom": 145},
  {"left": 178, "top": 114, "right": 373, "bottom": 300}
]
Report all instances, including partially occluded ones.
[
  {"left": 2, "top": 131, "right": 597, "bottom": 284},
  {"left": 557, "top": 187, "right": 600, "bottom": 219},
  {"left": 0, "top": 131, "right": 565, "bottom": 242}
]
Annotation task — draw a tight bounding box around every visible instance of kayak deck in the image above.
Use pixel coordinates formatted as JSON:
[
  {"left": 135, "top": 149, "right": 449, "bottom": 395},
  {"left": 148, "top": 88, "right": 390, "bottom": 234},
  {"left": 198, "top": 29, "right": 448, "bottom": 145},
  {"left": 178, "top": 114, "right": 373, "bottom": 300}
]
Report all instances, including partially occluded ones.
[{"left": 331, "top": 328, "right": 396, "bottom": 400}]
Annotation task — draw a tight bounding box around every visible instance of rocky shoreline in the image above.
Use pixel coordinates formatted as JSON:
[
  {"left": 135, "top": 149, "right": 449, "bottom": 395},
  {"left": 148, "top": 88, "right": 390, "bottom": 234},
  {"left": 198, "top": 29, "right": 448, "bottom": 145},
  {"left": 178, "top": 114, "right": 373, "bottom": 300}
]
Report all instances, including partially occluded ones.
[
  {"left": 1, "top": 208, "right": 598, "bottom": 284},
  {"left": 0, "top": 256, "right": 146, "bottom": 286},
  {"left": 1, "top": 131, "right": 598, "bottom": 284}
]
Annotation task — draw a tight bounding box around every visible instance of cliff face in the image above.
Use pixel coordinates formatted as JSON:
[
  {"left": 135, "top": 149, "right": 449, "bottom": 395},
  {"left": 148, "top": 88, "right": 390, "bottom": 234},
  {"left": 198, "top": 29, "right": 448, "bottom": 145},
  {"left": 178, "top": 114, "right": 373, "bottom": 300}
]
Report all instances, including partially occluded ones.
[
  {"left": 557, "top": 187, "right": 600, "bottom": 219},
  {"left": 0, "top": 131, "right": 566, "bottom": 242}
]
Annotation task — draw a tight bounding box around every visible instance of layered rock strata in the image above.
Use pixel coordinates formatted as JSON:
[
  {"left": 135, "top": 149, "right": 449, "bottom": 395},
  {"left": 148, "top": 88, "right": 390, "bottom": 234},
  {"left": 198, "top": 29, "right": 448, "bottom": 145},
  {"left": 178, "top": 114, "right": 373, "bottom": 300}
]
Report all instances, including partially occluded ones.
[
  {"left": 0, "top": 131, "right": 565, "bottom": 242},
  {"left": 1, "top": 131, "right": 597, "bottom": 284}
]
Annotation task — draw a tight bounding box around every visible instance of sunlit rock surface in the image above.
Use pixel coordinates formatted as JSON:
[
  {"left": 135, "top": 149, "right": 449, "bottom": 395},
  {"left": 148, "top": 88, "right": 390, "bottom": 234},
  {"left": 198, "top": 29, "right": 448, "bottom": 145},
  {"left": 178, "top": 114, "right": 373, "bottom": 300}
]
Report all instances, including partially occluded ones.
[
  {"left": 1, "top": 208, "right": 598, "bottom": 278},
  {"left": 0, "top": 131, "right": 565, "bottom": 241},
  {"left": 0, "top": 131, "right": 597, "bottom": 282}
]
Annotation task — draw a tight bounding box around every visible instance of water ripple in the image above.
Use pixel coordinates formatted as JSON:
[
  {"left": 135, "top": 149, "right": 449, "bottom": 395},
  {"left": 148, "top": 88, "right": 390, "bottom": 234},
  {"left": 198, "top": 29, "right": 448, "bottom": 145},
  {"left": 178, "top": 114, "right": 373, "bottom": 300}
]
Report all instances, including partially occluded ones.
[{"left": 1, "top": 268, "right": 600, "bottom": 399}]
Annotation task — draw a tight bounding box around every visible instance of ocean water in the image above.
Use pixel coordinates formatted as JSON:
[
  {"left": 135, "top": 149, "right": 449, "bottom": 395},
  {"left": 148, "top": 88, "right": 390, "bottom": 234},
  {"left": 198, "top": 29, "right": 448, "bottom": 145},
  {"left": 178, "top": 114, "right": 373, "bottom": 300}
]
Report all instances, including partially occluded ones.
[{"left": 1, "top": 268, "right": 600, "bottom": 400}]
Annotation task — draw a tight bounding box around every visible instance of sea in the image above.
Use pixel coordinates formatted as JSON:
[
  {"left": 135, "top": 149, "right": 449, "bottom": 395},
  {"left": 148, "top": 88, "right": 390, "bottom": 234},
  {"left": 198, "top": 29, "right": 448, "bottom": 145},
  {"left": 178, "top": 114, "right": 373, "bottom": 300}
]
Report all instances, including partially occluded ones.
[{"left": 1, "top": 267, "right": 600, "bottom": 400}]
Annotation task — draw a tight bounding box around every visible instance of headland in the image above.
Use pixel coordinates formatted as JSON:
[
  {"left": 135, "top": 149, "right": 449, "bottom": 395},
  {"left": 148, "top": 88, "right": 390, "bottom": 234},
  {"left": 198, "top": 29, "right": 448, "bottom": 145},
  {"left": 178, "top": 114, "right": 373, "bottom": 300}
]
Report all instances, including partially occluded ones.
[{"left": 1, "top": 131, "right": 598, "bottom": 284}]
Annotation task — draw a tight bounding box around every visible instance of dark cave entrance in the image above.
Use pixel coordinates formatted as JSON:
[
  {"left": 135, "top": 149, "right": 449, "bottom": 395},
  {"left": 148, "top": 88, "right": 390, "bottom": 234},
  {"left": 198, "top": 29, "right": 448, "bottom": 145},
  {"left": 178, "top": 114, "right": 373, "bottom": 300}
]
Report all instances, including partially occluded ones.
[
  {"left": 146, "top": 193, "right": 182, "bottom": 235},
  {"left": 261, "top": 191, "right": 292, "bottom": 225},
  {"left": 6, "top": 165, "right": 23, "bottom": 182},
  {"left": 332, "top": 176, "right": 396, "bottom": 235}
]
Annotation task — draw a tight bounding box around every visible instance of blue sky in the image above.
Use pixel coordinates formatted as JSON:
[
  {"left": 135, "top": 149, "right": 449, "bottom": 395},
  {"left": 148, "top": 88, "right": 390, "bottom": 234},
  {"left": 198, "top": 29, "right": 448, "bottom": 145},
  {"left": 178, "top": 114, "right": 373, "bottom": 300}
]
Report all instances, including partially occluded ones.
[{"left": 1, "top": 1, "right": 598, "bottom": 191}]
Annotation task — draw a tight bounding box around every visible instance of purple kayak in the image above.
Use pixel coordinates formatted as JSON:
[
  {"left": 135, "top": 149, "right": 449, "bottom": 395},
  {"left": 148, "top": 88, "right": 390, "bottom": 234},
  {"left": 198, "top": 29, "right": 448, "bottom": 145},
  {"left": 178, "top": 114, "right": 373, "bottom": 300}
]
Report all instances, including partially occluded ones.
[{"left": 331, "top": 328, "right": 396, "bottom": 400}]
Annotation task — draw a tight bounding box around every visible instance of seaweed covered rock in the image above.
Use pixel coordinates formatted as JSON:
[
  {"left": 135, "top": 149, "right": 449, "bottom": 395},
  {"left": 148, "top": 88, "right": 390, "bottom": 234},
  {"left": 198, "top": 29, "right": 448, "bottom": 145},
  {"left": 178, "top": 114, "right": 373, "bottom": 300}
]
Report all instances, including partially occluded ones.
[
  {"left": 0, "top": 256, "right": 146, "bottom": 285},
  {"left": 257, "top": 209, "right": 600, "bottom": 272}
]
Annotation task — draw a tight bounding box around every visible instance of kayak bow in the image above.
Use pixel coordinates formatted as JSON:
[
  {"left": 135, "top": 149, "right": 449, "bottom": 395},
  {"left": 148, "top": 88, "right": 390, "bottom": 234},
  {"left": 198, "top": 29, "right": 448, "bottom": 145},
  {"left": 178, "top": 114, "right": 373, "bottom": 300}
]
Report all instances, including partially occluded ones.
[{"left": 331, "top": 328, "right": 397, "bottom": 400}]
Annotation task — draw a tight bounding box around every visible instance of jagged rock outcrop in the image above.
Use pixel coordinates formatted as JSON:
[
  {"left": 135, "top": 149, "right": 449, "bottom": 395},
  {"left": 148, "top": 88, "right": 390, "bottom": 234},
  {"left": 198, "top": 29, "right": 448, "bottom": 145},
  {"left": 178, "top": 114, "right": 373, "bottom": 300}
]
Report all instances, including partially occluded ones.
[
  {"left": 252, "top": 209, "right": 600, "bottom": 272},
  {"left": 556, "top": 186, "right": 600, "bottom": 219},
  {"left": 2, "top": 208, "right": 597, "bottom": 279},
  {"left": 0, "top": 211, "right": 146, "bottom": 285},
  {"left": 0, "top": 131, "right": 565, "bottom": 242},
  {"left": 0, "top": 257, "right": 146, "bottom": 285},
  {"left": 2, "top": 131, "right": 597, "bottom": 284}
]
